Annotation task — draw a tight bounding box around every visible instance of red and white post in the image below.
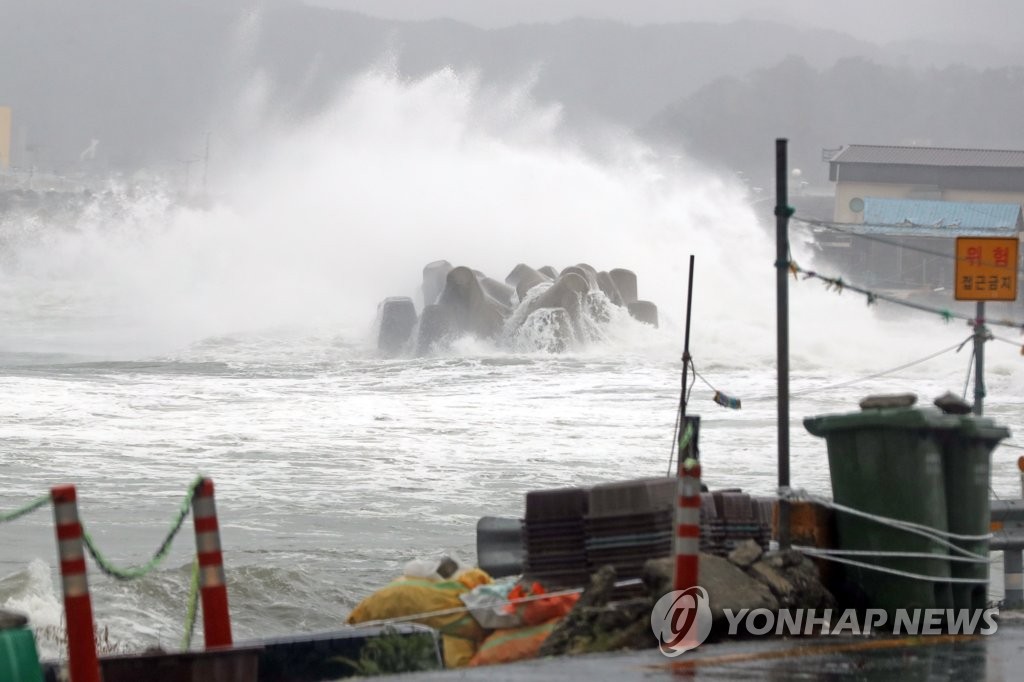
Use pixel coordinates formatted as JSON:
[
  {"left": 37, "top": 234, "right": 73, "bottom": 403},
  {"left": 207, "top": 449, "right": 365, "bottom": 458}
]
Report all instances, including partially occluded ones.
[
  {"left": 673, "top": 458, "right": 702, "bottom": 592},
  {"left": 51, "top": 485, "right": 101, "bottom": 682},
  {"left": 192, "top": 478, "right": 233, "bottom": 648}
]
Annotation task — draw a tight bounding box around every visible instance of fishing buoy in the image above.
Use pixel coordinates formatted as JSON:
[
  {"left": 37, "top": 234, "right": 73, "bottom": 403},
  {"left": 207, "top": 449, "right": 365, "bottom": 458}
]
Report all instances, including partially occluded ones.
[{"left": 713, "top": 391, "right": 742, "bottom": 410}]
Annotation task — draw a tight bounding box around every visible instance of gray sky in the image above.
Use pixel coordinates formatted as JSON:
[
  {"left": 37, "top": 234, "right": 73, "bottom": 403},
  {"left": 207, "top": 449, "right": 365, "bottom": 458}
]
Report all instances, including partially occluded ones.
[{"left": 304, "top": 0, "right": 1019, "bottom": 44}]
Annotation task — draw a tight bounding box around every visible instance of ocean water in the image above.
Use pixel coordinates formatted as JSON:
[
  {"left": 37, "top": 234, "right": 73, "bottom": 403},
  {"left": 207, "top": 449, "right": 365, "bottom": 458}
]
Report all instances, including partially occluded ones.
[{"left": 1, "top": 70, "right": 1022, "bottom": 658}]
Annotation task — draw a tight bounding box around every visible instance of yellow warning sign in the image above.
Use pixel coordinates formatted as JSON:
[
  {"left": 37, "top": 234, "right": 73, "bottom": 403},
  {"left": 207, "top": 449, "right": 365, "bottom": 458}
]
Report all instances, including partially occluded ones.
[{"left": 954, "top": 236, "right": 1019, "bottom": 301}]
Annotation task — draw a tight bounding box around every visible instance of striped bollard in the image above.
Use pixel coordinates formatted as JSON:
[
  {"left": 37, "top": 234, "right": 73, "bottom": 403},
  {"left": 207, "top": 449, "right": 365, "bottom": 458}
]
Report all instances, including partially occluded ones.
[
  {"left": 192, "top": 478, "right": 233, "bottom": 648},
  {"left": 51, "top": 485, "right": 101, "bottom": 682},
  {"left": 674, "top": 458, "right": 702, "bottom": 592}
]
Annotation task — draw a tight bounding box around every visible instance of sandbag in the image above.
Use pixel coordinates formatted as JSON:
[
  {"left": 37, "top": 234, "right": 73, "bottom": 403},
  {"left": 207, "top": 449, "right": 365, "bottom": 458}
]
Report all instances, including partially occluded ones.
[
  {"left": 347, "top": 576, "right": 491, "bottom": 668},
  {"left": 507, "top": 582, "right": 579, "bottom": 626},
  {"left": 468, "top": 620, "right": 560, "bottom": 667}
]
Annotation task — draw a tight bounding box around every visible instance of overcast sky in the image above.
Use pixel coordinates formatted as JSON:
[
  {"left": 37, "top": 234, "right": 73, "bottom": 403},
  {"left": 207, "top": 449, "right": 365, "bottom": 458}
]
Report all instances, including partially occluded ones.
[{"left": 305, "top": 0, "right": 1019, "bottom": 44}]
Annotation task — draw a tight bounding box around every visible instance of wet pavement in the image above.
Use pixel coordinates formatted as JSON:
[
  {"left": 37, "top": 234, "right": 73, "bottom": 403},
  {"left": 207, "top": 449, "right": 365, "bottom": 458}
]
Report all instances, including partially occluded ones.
[{"left": 377, "top": 615, "right": 1024, "bottom": 681}]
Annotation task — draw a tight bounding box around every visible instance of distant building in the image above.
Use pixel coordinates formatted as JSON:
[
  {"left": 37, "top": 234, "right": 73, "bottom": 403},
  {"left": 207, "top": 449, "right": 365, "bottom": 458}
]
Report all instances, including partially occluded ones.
[
  {"left": 817, "top": 144, "right": 1024, "bottom": 304},
  {"left": 828, "top": 144, "right": 1024, "bottom": 223}
]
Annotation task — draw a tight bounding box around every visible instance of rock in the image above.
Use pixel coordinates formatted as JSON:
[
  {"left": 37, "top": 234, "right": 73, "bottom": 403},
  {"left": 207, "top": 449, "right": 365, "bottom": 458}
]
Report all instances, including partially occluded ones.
[
  {"left": 539, "top": 566, "right": 618, "bottom": 657},
  {"left": 728, "top": 539, "right": 763, "bottom": 569},
  {"left": 478, "top": 276, "right": 515, "bottom": 307},
  {"left": 415, "top": 304, "right": 455, "bottom": 355},
  {"left": 595, "top": 271, "right": 624, "bottom": 306},
  {"left": 644, "top": 554, "right": 778, "bottom": 624},
  {"left": 437, "top": 266, "right": 510, "bottom": 340},
  {"left": 934, "top": 391, "right": 972, "bottom": 414},
  {"left": 520, "top": 273, "right": 590, "bottom": 336},
  {"left": 748, "top": 562, "right": 795, "bottom": 604},
  {"left": 538, "top": 265, "right": 559, "bottom": 280},
  {"left": 609, "top": 268, "right": 638, "bottom": 304},
  {"left": 560, "top": 265, "right": 598, "bottom": 290},
  {"left": 749, "top": 552, "right": 836, "bottom": 611},
  {"left": 421, "top": 260, "right": 452, "bottom": 307},
  {"left": 375, "top": 296, "right": 417, "bottom": 356},
  {"left": 627, "top": 300, "right": 658, "bottom": 327},
  {"left": 505, "top": 264, "right": 551, "bottom": 301},
  {"left": 859, "top": 393, "right": 917, "bottom": 409},
  {"left": 521, "top": 307, "right": 574, "bottom": 352},
  {"left": 764, "top": 549, "right": 804, "bottom": 569}
]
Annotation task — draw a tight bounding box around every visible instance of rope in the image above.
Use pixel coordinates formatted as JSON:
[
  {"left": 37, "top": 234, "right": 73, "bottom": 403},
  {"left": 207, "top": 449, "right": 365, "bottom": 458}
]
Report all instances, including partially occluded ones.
[
  {"left": 82, "top": 476, "right": 204, "bottom": 581},
  {"left": 0, "top": 495, "right": 49, "bottom": 524},
  {"left": 795, "top": 547, "right": 990, "bottom": 564},
  {"left": 795, "top": 546, "right": 988, "bottom": 584},
  {"left": 780, "top": 489, "right": 990, "bottom": 559},
  {"left": 181, "top": 557, "right": 201, "bottom": 650},
  {"left": 351, "top": 578, "right": 644, "bottom": 629},
  {"left": 742, "top": 337, "right": 970, "bottom": 404},
  {"left": 790, "top": 261, "right": 1024, "bottom": 330},
  {"left": 962, "top": 346, "right": 975, "bottom": 400}
]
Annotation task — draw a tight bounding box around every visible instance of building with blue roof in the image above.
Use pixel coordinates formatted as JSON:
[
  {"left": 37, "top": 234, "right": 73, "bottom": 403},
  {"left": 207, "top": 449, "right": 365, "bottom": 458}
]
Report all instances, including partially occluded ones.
[{"left": 818, "top": 145, "right": 1024, "bottom": 298}]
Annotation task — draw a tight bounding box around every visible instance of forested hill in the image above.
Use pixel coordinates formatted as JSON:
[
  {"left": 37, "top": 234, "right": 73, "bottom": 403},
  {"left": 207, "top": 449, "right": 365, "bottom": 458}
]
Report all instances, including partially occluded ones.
[
  {"left": 4, "top": 0, "right": 1023, "bottom": 177},
  {"left": 642, "top": 57, "right": 1024, "bottom": 188}
]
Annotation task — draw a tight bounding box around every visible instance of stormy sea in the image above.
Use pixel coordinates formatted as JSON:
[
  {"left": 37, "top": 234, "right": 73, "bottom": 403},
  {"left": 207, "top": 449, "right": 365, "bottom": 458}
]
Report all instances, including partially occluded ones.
[{"left": 2, "top": 70, "right": 1022, "bottom": 657}]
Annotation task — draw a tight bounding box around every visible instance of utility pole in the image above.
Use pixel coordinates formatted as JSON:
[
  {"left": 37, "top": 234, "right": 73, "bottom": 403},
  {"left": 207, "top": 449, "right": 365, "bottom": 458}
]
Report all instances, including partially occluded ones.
[
  {"left": 775, "top": 139, "right": 791, "bottom": 550},
  {"left": 973, "top": 302, "right": 986, "bottom": 416}
]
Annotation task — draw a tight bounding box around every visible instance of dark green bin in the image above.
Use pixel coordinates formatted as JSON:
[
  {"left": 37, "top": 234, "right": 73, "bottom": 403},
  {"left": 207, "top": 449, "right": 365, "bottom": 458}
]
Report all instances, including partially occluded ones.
[
  {"left": 0, "top": 623, "right": 44, "bottom": 682},
  {"left": 940, "top": 416, "right": 1009, "bottom": 611},
  {"left": 805, "top": 407, "right": 957, "bottom": 614}
]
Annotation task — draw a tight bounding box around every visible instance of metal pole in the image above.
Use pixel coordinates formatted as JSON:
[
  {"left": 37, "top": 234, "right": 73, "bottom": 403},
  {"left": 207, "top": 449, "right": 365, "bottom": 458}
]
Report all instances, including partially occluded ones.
[
  {"left": 680, "top": 255, "right": 695, "bottom": 419},
  {"left": 677, "top": 257, "right": 700, "bottom": 473},
  {"left": 775, "top": 138, "right": 791, "bottom": 550},
  {"left": 973, "top": 302, "right": 986, "bottom": 416}
]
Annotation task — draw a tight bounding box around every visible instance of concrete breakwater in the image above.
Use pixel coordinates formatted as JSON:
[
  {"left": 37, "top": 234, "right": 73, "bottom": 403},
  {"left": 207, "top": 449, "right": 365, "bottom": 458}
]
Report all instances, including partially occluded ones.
[{"left": 374, "top": 261, "right": 659, "bottom": 354}]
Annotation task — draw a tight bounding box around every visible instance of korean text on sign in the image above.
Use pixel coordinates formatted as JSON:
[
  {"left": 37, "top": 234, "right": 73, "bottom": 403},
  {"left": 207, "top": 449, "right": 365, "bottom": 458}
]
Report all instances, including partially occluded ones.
[{"left": 955, "top": 237, "right": 1019, "bottom": 302}]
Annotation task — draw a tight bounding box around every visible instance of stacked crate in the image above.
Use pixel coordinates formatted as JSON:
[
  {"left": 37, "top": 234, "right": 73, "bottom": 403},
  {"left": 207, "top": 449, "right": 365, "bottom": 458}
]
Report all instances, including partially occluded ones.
[
  {"left": 584, "top": 478, "right": 676, "bottom": 593},
  {"left": 521, "top": 487, "right": 590, "bottom": 586},
  {"left": 701, "top": 491, "right": 772, "bottom": 554},
  {"left": 520, "top": 480, "right": 773, "bottom": 590}
]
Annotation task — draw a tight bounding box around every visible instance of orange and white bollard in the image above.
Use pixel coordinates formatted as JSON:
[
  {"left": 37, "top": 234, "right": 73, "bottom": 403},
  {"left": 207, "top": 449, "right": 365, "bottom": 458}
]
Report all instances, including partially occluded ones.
[
  {"left": 192, "top": 478, "right": 233, "bottom": 648},
  {"left": 1018, "top": 456, "right": 1024, "bottom": 498},
  {"left": 51, "top": 485, "right": 101, "bottom": 682},
  {"left": 673, "top": 458, "right": 702, "bottom": 592}
]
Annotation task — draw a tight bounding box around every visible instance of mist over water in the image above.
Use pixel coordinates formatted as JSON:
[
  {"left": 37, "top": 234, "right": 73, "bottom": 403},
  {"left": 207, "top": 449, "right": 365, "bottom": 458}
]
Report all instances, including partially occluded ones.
[{"left": 1, "top": 67, "right": 1022, "bottom": 655}]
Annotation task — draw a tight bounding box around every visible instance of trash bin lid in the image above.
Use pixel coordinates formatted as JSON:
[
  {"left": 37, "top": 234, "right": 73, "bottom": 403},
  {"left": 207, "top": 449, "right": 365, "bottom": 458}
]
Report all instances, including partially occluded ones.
[
  {"left": 804, "top": 407, "right": 960, "bottom": 437},
  {"left": 951, "top": 416, "right": 1011, "bottom": 442}
]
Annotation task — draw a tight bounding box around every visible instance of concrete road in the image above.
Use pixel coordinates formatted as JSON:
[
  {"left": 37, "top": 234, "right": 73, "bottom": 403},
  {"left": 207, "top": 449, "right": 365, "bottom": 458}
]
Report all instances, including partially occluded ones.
[{"left": 378, "top": 616, "right": 1024, "bottom": 681}]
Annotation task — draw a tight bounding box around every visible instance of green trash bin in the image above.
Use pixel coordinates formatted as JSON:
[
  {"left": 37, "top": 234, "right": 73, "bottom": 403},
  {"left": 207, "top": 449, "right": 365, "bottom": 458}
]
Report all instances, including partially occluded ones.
[
  {"left": 939, "top": 416, "right": 1010, "bottom": 612},
  {"left": 0, "top": 618, "right": 44, "bottom": 682},
  {"left": 804, "top": 407, "right": 958, "bottom": 614}
]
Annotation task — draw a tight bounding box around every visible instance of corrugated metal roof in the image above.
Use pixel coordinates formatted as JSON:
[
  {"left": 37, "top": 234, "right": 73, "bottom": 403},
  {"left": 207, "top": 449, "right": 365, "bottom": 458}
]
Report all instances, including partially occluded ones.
[
  {"left": 856, "top": 198, "right": 1022, "bottom": 237},
  {"left": 832, "top": 144, "right": 1024, "bottom": 168}
]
